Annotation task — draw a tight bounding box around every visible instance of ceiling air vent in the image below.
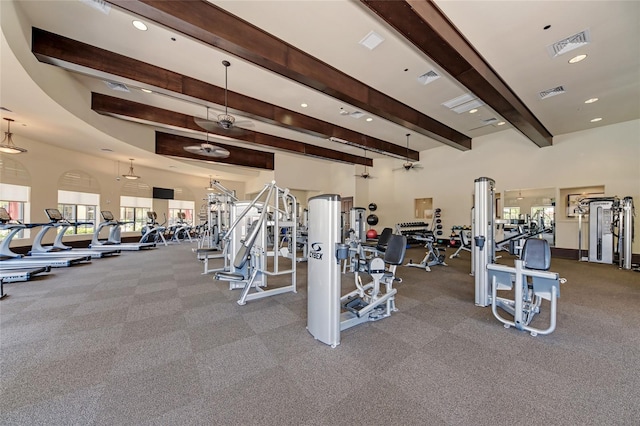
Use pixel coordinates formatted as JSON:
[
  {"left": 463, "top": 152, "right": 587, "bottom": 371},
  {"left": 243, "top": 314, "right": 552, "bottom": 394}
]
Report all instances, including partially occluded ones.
[
  {"left": 104, "top": 81, "right": 130, "bottom": 92},
  {"left": 79, "top": 0, "right": 111, "bottom": 14},
  {"left": 547, "top": 29, "right": 591, "bottom": 57},
  {"left": 350, "top": 111, "right": 365, "bottom": 119},
  {"left": 359, "top": 31, "right": 385, "bottom": 50},
  {"left": 539, "top": 86, "right": 565, "bottom": 100},
  {"left": 417, "top": 70, "right": 440, "bottom": 85}
]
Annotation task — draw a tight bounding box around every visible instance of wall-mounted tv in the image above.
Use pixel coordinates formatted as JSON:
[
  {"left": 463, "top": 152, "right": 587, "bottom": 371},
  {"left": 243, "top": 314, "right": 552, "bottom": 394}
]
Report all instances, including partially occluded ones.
[{"left": 152, "top": 187, "right": 174, "bottom": 200}]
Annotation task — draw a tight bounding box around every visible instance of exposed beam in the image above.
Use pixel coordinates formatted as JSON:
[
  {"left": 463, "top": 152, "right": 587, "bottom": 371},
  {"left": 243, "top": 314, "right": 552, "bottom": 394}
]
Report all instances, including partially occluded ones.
[
  {"left": 105, "top": 0, "right": 471, "bottom": 151},
  {"left": 91, "top": 93, "right": 373, "bottom": 167},
  {"left": 362, "top": 0, "right": 553, "bottom": 148},
  {"left": 31, "top": 27, "right": 417, "bottom": 161},
  {"left": 155, "top": 131, "right": 272, "bottom": 169}
]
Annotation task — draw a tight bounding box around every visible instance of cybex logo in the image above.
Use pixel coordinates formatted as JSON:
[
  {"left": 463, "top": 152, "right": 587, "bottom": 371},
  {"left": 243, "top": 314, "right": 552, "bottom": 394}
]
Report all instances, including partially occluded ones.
[{"left": 309, "top": 242, "right": 323, "bottom": 260}]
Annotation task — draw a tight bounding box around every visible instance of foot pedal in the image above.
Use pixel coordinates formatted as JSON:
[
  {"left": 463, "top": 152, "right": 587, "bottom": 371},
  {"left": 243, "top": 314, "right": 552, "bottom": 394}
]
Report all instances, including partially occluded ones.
[{"left": 343, "top": 296, "right": 368, "bottom": 316}]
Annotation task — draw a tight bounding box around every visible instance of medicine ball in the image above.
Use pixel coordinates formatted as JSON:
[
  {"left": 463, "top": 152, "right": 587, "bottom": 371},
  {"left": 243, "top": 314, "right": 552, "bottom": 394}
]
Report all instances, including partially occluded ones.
[{"left": 366, "top": 214, "right": 379, "bottom": 226}]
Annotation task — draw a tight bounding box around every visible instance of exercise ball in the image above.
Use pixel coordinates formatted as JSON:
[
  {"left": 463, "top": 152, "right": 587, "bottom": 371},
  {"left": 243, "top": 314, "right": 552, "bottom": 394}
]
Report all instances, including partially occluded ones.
[
  {"left": 366, "top": 229, "right": 378, "bottom": 239},
  {"left": 368, "top": 203, "right": 377, "bottom": 211},
  {"left": 366, "top": 214, "right": 379, "bottom": 226}
]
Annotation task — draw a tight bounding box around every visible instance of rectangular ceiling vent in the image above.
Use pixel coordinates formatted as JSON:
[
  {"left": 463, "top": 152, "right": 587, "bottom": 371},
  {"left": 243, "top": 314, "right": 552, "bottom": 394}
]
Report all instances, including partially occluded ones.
[
  {"left": 104, "top": 81, "right": 130, "bottom": 92},
  {"left": 359, "top": 31, "right": 385, "bottom": 50},
  {"left": 482, "top": 118, "right": 498, "bottom": 125},
  {"left": 547, "top": 29, "right": 591, "bottom": 57},
  {"left": 350, "top": 111, "right": 365, "bottom": 119},
  {"left": 539, "top": 86, "right": 565, "bottom": 100},
  {"left": 442, "top": 93, "right": 483, "bottom": 114},
  {"left": 79, "top": 0, "right": 112, "bottom": 14},
  {"left": 417, "top": 70, "right": 440, "bottom": 85}
]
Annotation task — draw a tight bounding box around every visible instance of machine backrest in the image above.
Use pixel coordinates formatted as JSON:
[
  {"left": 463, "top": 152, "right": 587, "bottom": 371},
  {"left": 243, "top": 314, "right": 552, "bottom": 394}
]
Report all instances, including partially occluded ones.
[
  {"left": 376, "top": 227, "right": 393, "bottom": 251},
  {"left": 233, "top": 221, "right": 260, "bottom": 270},
  {"left": 522, "top": 238, "right": 551, "bottom": 271},
  {"left": 383, "top": 234, "right": 407, "bottom": 266}
]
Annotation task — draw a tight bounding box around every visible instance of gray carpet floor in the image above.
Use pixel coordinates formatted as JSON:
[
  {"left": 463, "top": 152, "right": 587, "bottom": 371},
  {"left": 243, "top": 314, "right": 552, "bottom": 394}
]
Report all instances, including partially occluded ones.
[{"left": 1, "top": 242, "right": 639, "bottom": 425}]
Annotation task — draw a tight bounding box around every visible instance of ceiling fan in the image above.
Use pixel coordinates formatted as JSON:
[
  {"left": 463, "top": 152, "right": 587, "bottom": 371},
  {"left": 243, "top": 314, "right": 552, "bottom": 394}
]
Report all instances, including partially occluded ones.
[
  {"left": 183, "top": 132, "right": 230, "bottom": 158},
  {"left": 194, "top": 60, "right": 252, "bottom": 133},
  {"left": 394, "top": 133, "right": 423, "bottom": 171},
  {"left": 355, "top": 149, "right": 375, "bottom": 179}
]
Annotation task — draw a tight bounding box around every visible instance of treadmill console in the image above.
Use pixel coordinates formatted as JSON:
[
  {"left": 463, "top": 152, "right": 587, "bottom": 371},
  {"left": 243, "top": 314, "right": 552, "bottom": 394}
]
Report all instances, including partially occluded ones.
[
  {"left": 101, "top": 211, "right": 115, "bottom": 221},
  {"left": 0, "top": 207, "right": 11, "bottom": 222},
  {"left": 45, "top": 208, "right": 64, "bottom": 221}
]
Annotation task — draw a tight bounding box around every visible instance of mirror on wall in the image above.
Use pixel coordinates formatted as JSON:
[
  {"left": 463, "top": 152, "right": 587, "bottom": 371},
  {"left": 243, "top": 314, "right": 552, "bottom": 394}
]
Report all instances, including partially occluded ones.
[{"left": 502, "top": 188, "right": 555, "bottom": 246}]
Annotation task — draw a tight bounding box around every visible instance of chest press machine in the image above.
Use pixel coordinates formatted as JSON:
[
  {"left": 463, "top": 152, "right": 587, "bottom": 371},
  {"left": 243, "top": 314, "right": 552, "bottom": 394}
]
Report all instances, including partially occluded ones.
[
  {"left": 214, "top": 181, "right": 297, "bottom": 306},
  {"left": 473, "top": 177, "right": 565, "bottom": 336},
  {"left": 307, "top": 194, "right": 406, "bottom": 348}
]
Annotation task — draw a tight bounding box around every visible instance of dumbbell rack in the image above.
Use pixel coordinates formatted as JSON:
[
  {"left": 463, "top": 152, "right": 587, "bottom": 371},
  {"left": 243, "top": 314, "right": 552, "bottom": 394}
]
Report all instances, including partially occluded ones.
[{"left": 396, "top": 208, "right": 445, "bottom": 245}]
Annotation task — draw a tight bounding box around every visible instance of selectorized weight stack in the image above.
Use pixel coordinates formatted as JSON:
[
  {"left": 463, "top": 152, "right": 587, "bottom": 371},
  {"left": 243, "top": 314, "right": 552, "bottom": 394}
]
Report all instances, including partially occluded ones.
[{"left": 473, "top": 177, "right": 496, "bottom": 307}]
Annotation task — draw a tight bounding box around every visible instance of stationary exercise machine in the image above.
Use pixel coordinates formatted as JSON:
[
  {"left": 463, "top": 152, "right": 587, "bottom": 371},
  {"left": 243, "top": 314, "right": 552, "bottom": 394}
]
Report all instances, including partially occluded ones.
[
  {"left": 214, "top": 181, "right": 297, "bottom": 305},
  {"left": 449, "top": 226, "right": 472, "bottom": 259},
  {"left": 140, "top": 212, "right": 168, "bottom": 246},
  {"left": 90, "top": 211, "right": 156, "bottom": 251},
  {"left": 473, "top": 177, "right": 563, "bottom": 336},
  {"left": 307, "top": 194, "right": 406, "bottom": 347},
  {"left": 28, "top": 208, "right": 119, "bottom": 259},
  {"left": 576, "top": 196, "right": 635, "bottom": 269},
  {"left": 405, "top": 208, "right": 447, "bottom": 272}
]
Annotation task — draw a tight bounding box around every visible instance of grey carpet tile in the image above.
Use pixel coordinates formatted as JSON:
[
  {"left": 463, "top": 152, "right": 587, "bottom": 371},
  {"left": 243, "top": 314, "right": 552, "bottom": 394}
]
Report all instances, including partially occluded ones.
[
  {"left": 60, "top": 307, "right": 128, "bottom": 335},
  {"left": 35, "top": 324, "right": 124, "bottom": 363},
  {"left": 380, "top": 351, "right": 491, "bottom": 426},
  {"left": 0, "top": 319, "right": 66, "bottom": 348},
  {"left": 138, "top": 397, "right": 216, "bottom": 426},
  {"left": 241, "top": 303, "right": 301, "bottom": 334},
  {"left": 131, "top": 288, "right": 180, "bottom": 305},
  {"left": 0, "top": 384, "right": 105, "bottom": 426},
  {"left": 176, "top": 281, "right": 223, "bottom": 298},
  {"left": 92, "top": 278, "right": 140, "bottom": 291},
  {"left": 206, "top": 366, "right": 317, "bottom": 425},
  {"left": 370, "top": 311, "right": 446, "bottom": 348},
  {"left": 195, "top": 335, "right": 279, "bottom": 395},
  {"left": 120, "top": 311, "right": 187, "bottom": 344},
  {"left": 86, "top": 285, "right": 137, "bottom": 301},
  {"left": 21, "top": 292, "right": 89, "bottom": 312},
  {"left": 1, "top": 304, "right": 78, "bottom": 328},
  {"left": 41, "top": 282, "right": 99, "bottom": 298},
  {"left": 309, "top": 378, "right": 446, "bottom": 426},
  {"left": 133, "top": 279, "right": 179, "bottom": 295},
  {"left": 0, "top": 339, "right": 48, "bottom": 389},
  {"left": 0, "top": 347, "right": 117, "bottom": 412},
  {"left": 279, "top": 344, "right": 372, "bottom": 409},
  {"left": 95, "top": 357, "right": 204, "bottom": 426},
  {"left": 187, "top": 316, "right": 256, "bottom": 353},
  {"left": 183, "top": 301, "right": 241, "bottom": 327},
  {"left": 179, "top": 288, "right": 229, "bottom": 310},
  {"left": 124, "top": 297, "right": 182, "bottom": 322},
  {"left": 256, "top": 320, "right": 318, "bottom": 363},
  {"left": 109, "top": 330, "right": 193, "bottom": 377},
  {"left": 72, "top": 295, "right": 134, "bottom": 316}
]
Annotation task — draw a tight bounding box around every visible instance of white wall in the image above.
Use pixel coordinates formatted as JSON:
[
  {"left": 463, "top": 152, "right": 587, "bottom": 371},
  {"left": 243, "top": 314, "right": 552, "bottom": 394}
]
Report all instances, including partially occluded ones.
[{"left": 365, "top": 120, "right": 640, "bottom": 252}]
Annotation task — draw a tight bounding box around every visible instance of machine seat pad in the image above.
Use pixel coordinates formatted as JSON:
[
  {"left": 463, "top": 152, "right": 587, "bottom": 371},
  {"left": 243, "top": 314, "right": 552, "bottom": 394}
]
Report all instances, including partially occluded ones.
[{"left": 214, "top": 272, "right": 246, "bottom": 281}]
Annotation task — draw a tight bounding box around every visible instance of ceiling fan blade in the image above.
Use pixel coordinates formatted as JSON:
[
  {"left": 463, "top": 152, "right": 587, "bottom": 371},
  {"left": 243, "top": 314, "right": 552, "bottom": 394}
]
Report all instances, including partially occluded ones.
[
  {"left": 194, "top": 117, "right": 220, "bottom": 132},
  {"left": 183, "top": 143, "right": 230, "bottom": 158}
]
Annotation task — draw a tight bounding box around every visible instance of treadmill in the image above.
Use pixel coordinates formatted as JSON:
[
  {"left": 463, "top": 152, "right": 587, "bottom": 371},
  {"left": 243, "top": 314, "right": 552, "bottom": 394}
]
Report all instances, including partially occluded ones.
[
  {"left": 27, "top": 208, "right": 119, "bottom": 259},
  {"left": 89, "top": 210, "right": 155, "bottom": 251},
  {"left": 0, "top": 265, "right": 51, "bottom": 283},
  {"left": 0, "top": 207, "right": 89, "bottom": 268}
]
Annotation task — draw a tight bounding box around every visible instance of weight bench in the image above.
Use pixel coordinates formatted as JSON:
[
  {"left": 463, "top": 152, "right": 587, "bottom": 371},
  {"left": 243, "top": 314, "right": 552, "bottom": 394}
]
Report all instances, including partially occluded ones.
[{"left": 487, "top": 238, "right": 564, "bottom": 336}]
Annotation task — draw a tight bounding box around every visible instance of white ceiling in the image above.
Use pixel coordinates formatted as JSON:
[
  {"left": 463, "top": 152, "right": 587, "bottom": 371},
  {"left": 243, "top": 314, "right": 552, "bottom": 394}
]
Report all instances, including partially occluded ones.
[{"left": 1, "top": 0, "right": 638, "bottom": 182}]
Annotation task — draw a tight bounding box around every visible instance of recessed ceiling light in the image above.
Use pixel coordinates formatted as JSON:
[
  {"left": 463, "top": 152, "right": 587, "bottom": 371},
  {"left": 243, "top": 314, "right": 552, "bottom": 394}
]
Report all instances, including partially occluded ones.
[
  {"left": 497, "top": 121, "right": 506, "bottom": 126},
  {"left": 590, "top": 117, "right": 602, "bottom": 122},
  {"left": 569, "top": 54, "right": 587, "bottom": 64},
  {"left": 366, "top": 118, "right": 373, "bottom": 122},
  {"left": 132, "top": 20, "right": 147, "bottom": 31},
  {"left": 584, "top": 97, "right": 598, "bottom": 104},
  {"left": 300, "top": 103, "right": 308, "bottom": 108},
  {"left": 469, "top": 109, "right": 478, "bottom": 114},
  {"left": 141, "top": 88, "right": 152, "bottom": 93}
]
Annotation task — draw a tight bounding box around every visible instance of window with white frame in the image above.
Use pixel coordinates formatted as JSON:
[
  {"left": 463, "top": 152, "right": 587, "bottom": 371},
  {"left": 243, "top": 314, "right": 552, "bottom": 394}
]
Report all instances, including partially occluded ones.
[
  {"left": 0, "top": 183, "right": 31, "bottom": 239},
  {"left": 502, "top": 207, "right": 520, "bottom": 221},
  {"left": 168, "top": 199, "right": 195, "bottom": 226},
  {"left": 58, "top": 190, "right": 99, "bottom": 235},
  {"left": 120, "top": 196, "right": 153, "bottom": 232}
]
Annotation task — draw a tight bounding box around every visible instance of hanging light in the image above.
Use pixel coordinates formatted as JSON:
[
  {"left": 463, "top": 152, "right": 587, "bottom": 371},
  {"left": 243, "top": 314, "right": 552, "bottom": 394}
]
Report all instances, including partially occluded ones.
[
  {"left": 516, "top": 190, "right": 524, "bottom": 200},
  {"left": 0, "top": 118, "right": 28, "bottom": 154},
  {"left": 206, "top": 175, "right": 216, "bottom": 190},
  {"left": 122, "top": 158, "right": 141, "bottom": 180}
]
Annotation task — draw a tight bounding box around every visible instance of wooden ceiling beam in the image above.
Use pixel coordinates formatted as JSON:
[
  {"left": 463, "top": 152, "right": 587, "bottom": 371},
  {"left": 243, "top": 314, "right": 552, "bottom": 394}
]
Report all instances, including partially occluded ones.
[
  {"left": 105, "top": 0, "right": 471, "bottom": 151},
  {"left": 32, "top": 27, "right": 417, "bottom": 161},
  {"left": 91, "top": 93, "right": 373, "bottom": 167},
  {"left": 362, "top": 0, "right": 553, "bottom": 147}
]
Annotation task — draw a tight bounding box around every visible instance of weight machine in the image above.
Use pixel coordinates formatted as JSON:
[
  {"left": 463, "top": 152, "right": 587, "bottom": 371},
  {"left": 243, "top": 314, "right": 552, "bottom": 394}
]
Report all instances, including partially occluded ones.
[
  {"left": 405, "top": 208, "right": 447, "bottom": 272},
  {"left": 472, "top": 177, "right": 564, "bottom": 336},
  {"left": 214, "top": 181, "right": 297, "bottom": 305},
  {"left": 307, "top": 194, "right": 406, "bottom": 348},
  {"left": 576, "top": 196, "right": 635, "bottom": 269}
]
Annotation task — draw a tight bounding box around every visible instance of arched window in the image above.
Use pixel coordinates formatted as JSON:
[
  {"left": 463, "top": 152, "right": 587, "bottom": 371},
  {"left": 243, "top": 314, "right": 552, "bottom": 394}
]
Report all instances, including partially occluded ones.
[
  {"left": 0, "top": 157, "right": 31, "bottom": 238},
  {"left": 57, "top": 170, "right": 100, "bottom": 235}
]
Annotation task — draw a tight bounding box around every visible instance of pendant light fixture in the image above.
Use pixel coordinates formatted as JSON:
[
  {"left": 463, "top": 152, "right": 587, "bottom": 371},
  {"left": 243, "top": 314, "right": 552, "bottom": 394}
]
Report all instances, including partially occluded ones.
[
  {"left": 122, "top": 158, "right": 141, "bottom": 180},
  {"left": 0, "top": 118, "right": 28, "bottom": 154}
]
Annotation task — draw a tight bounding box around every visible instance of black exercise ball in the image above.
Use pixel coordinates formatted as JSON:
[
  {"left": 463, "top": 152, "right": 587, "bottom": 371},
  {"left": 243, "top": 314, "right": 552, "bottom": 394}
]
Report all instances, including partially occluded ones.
[
  {"left": 366, "top": 214, "right": 379, "bottom": 226},
  {"left": 368, "top": 203, "right": 377, "bottom": 211}
]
